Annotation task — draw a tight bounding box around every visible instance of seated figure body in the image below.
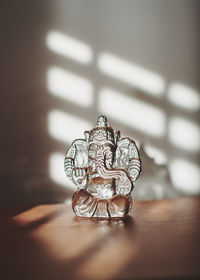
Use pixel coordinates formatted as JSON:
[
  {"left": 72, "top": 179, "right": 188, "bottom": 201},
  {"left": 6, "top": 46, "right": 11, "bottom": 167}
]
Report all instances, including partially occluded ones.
[{"left": 64, "top": 116, "right": 141, "bottom": 218}]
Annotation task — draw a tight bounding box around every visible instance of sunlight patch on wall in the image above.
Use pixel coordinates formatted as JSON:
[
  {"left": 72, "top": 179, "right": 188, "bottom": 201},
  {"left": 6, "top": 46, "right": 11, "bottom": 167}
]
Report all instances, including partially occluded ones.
[
  {"left": 49, "top": 152, "right": 74, "bottom": 189},
  {"left": 169, "top": 117, "right": 200, "bottom": 152},
  {"left": 47, "top": 67, "right": 94, "bottom": 107},
  {"left": 48, "top": 110, "right": 92, "bottom": 144},
  {"left": 98, "top": 53, "right": 165, "bottom": 96},
  {"left": 144, "top": 145, "right": 167, "bottom": 165},
  {"left": 46, "top": 31, "right": 93, "bottom": 64},
  {"left": 169, "top": 159, "right": 200, "bottom": 194},
  {"left": 98, "top": 88, "right": 166, "bottom": 137},
  {"left": 168, "top": 83, "right": 200, "bottom": 112}
]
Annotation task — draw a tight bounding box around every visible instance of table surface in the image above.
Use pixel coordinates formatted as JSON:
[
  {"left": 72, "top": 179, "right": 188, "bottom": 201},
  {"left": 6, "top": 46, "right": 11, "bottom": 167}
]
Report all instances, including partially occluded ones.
[{"left": 0, "top": 198, "right": 199, "bottom": 280}]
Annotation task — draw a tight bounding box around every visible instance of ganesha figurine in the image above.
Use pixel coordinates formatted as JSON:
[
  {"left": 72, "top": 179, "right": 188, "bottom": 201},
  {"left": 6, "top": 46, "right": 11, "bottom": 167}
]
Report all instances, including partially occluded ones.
[{"left": 64, "top": 115, "right": 141, "bottom": 218}]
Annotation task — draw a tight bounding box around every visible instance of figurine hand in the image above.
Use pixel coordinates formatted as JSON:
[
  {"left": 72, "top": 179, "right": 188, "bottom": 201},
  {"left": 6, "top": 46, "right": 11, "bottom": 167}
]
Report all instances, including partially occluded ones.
[{"left": 72, "top": 167, "right": 88, "bottom": 187}]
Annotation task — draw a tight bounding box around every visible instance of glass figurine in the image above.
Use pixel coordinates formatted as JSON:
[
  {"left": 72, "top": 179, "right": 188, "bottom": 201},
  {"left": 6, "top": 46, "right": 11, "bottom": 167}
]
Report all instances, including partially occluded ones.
[{"left": 64, "top": 115, "right": 141, "bottom": 218}]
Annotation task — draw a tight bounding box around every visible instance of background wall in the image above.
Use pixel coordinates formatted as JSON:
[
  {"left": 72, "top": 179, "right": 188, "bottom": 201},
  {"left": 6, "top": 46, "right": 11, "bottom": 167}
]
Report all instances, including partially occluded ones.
[{"left": 0, "top": 0, "right": 199, "bottom": 206}]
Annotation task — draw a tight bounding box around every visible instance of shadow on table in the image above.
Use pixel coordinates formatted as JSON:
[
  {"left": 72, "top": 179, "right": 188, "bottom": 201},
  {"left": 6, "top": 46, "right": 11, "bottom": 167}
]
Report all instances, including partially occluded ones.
[{"left": 0, "top": 204, "right": 137, "bottom": 280}]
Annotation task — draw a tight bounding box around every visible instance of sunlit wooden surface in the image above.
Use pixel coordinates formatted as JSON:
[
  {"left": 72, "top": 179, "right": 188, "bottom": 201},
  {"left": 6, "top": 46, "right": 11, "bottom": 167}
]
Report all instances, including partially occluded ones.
[{"left": 0, "top": 198, "right": 199, "bottom": 280}]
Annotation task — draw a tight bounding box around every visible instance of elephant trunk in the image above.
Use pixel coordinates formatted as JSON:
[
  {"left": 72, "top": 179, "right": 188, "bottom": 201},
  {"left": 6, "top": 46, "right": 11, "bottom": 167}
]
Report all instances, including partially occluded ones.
[
  {"left": 95, "top": 156, "right": 133, "bottom": 195},
  {"left": 96, "top": 157, "right": 126, "bottom": 180}
]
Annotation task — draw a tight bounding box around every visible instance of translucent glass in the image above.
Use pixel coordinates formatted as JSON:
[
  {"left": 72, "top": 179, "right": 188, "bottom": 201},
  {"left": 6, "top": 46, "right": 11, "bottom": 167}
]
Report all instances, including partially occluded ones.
[{"left": 65, "top": 116, "right": 141, "bottom": 218}]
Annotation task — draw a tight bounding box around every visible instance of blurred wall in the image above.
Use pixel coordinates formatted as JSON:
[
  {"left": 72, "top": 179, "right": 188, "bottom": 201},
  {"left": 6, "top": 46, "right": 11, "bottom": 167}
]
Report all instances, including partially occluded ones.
[{"left": 0, "top": 0, "right": 199, "bottom": 206}]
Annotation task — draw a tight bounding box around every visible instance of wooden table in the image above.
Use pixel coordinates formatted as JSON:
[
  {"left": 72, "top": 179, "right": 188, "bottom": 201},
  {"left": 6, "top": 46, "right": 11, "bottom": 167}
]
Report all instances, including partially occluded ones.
[{"left": 0, "top": 198, "right": 199, "bottom": 280}]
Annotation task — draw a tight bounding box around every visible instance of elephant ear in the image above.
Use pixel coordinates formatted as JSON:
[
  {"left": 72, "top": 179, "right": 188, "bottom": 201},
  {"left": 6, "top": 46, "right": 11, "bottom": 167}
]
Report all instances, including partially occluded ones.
[
  {"left": 113, "top": 138, "right": 141, "bottom": 183},
  {"left": 64, "top": 139, "right": 88, "bottom": 183}
]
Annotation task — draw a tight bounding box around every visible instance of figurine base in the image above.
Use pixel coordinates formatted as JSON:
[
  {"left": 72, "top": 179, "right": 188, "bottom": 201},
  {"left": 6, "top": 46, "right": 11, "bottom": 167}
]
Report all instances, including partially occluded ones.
[{"left": 72, "top": 189, "right": 132, "bottom": 218}]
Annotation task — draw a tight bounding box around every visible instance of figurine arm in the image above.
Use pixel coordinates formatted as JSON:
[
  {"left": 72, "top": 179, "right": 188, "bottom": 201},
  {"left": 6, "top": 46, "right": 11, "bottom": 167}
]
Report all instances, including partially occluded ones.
[
  {"left": 64, "top": 139, "right": 89, "bottom": 189},
  {"left": 114, "top": 138, "right": 141, "bottom": 184},
  {"left": 128, "top": 141, "right": 141, "bottom": 182},
  {"left": 64, "top": 145, "right": 75, "bottom": 179}
]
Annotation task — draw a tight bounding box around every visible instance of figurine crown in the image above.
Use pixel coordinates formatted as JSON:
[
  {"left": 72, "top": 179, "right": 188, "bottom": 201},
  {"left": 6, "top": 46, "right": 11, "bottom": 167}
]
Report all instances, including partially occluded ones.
[
  {"left": 87, "top": 115, "right": 115, "bottom": 145},
  {"left": 96, "top": 115, "right": 110, "bottom": 128}
]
